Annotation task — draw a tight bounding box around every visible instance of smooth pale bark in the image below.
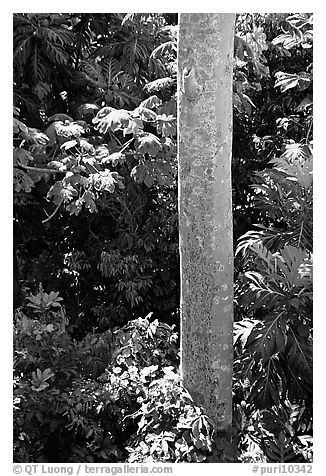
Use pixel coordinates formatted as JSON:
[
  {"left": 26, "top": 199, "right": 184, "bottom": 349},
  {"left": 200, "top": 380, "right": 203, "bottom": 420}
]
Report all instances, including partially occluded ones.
[{"left": 178, "top": 13, "right": 235, "bottom": 430}]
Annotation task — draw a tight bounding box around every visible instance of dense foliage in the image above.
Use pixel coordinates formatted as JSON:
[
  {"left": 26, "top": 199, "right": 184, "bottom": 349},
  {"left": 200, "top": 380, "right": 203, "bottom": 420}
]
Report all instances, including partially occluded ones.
[
  {"left": 14, "top": 289, "right": 218, "bottom": 462},
  {"left": 14, "top": 13, "right": 179, "bottom": 333},
  {"left": 232, "top": 13, "right": 313, "bottom": 463},
  {"left": 13, "top": 13, "right": 313, "bottom": 463}
]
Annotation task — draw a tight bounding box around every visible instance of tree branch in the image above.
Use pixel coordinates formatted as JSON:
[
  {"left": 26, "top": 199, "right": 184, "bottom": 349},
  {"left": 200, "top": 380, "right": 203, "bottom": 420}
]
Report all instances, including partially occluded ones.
[
  {"left": 22, "top": 165, "right": 61, "bottom": 174},
  {"left": 42, "top": 198, "right": 64, "bottom": 224}
]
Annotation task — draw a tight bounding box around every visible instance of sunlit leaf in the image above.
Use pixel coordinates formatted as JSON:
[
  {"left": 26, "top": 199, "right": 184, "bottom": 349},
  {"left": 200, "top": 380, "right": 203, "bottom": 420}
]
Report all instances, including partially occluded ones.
[{"left": 135, "top": 133, "right": 162, "bottom": 157}]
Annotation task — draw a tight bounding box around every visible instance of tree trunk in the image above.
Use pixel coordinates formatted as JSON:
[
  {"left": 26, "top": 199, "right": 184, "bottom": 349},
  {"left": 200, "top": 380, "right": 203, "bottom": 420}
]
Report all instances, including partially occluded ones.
[{"left": 178, "top": 13, "right": 235, "bottom": 431}]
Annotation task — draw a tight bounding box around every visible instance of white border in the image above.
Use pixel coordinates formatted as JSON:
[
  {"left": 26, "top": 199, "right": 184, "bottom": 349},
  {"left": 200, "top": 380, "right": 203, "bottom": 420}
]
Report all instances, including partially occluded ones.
[{"left": 2, "top": 5, "right": 325, "bottom": 474}]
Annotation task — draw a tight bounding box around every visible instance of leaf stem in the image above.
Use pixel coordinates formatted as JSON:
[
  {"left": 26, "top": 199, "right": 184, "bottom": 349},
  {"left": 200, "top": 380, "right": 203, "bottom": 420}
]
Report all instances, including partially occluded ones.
[
  {"left": 22, "top": 165, "right": 61, "bottom": 174},
  {"left": 42, "top": 198, "right": 64, "bottom": 223},
  {"left": 119, "top": 137, "right": 134, "bottom": 154}
]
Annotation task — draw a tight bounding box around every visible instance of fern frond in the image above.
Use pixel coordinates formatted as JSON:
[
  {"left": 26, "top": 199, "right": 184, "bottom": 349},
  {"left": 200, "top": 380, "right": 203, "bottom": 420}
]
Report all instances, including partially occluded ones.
[
  {"left": 286, "top": 325, "right": 312, "bottom": 377},
  {"left": 270, "top": 147, "right": 313, "bottom": 189},
  {"left": 263, "top": 434, "right": 300, "bottom": 463},
  {"left": 234, "top": 318, "right": 260, "bottom": 348},
  {"left": 13, "top": 87, "right": 40, "bottom": 113},
  {"left": 249, "top": 358, "right": 281, "bottom": 408},
  {"left": 243, "top": 271, "right": 287, "bottom": 310},
  {"left": 148, "top": 57, "right": 167, "bottom": 78},
  {"left": 150, "top": 41, "right": 177, "bottom": 59},
  {"left": 94, "top": 41, "right": 122, "bottom": 58},
  {"left": 34, "top": 82, "right": 51, "bottom": 101},
  {"left": 43, "top": 40, "right": 68, "bottom": 65},
  {"left": 236, "top": 229, "right": 282, "bottom": 256},
  {"left": 280, "top": 142, "right": 311, "bottom": 161},
  {"left": 36, "top": 26, "right": 73, "bottom": 45},
  {"left": 249, "top": 242, "right": 276, "bottom": 272},
  {"left": 121, "top": 13, "right": 138, "bottom": 26},
  {"left": 279, "top": 324, "right": 313, "bottom": 401},
  {"left": 282, "top": 357, "right": 311, "bottom": 401},
  {"left": 246, "top": 313, "right": 287, "bottom": 363},
  {"left": 48, "top": 26, "right": 74, "bottom": 44},
  {"left": 101, "top": 58, "right": 122, "bottom": 86},
  {"left": 277, "top": 245, "right": 311, "bottom": 289},
  {"left": 81, "top": 61, "right": 107, "bottom": 88},
  {"left": 144, "top": 77, "right": 174, "bottom": 93},
  {"left": 14, "top": 36, "right": 33, "bottom": 67},
  {"left": 122, "top": 38, "right": 149, "bottom": 75},
  {"left": 236, "top": 221, "right": 312, "bottom": 257},
  {"left": 13, "top": 13, "right": 33, "bottom": 29},
  {"left": 26, "top": 43, "right": 47, "bottom": 83},
  {"left": 289, "top": 222, "right": 313, "bottom": 251}
]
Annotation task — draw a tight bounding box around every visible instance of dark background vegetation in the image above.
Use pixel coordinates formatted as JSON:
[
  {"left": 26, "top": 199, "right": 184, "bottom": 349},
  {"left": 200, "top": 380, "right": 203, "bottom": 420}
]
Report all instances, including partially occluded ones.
[{"left": 13, "top": 13, "right": 312, "bottom": 463}]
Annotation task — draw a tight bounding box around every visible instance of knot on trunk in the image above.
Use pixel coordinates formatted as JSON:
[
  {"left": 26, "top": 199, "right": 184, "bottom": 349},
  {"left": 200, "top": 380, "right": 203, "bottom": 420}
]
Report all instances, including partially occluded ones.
[{"left": 182, "top": 66, "right": 203, "bottom": 101}]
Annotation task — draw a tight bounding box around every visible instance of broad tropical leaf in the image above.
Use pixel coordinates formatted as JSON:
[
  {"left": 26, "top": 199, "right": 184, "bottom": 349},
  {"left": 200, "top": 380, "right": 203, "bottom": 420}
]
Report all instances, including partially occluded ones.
[
  {"left": 144, "top": 77, "right": 174, "bottom": 93},
  {"left": 246, "top": 313, "right": 287, "bottom": 363},
  {"left": 135, "top": 133, "right": 163, "bottom": 157}
]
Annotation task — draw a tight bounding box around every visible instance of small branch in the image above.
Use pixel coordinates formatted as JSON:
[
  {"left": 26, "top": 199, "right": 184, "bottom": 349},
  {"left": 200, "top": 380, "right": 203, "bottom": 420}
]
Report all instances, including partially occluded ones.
[
  {"left": 88, "top": 162, "right": 100, "bottom": 173},
  {"left": 116, "top": 195, "right": 132, "bottom": 217},
  {"left": 305, "top": 118, "right": 313, "bottom": 143},
  {"left": 22, "top": 165, "right": 61, "bottom": 174},
  {"left": 42, "top": 198, "right": 64, "bottom": 224},
  {"left": 298, "top": 221, "right": 304, "bottom": 248},
  {"left": 119, "top": 138, "right": 134, "bottom": 154},
  {"left": 109, "top": 131, "right": 122, "bottom": 146}
]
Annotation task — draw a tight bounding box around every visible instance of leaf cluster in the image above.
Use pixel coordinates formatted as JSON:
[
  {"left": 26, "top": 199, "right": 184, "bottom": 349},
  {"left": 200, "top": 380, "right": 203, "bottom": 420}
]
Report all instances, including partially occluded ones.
[
  {"left": 14, "top": 289, "right": 218, "bottom": 463},
  {"left": 13, "top": 13, "right": 179, "bottom": 331},
  {"left": 233, "top": 13, "right": 313, "bottom": 463}
]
